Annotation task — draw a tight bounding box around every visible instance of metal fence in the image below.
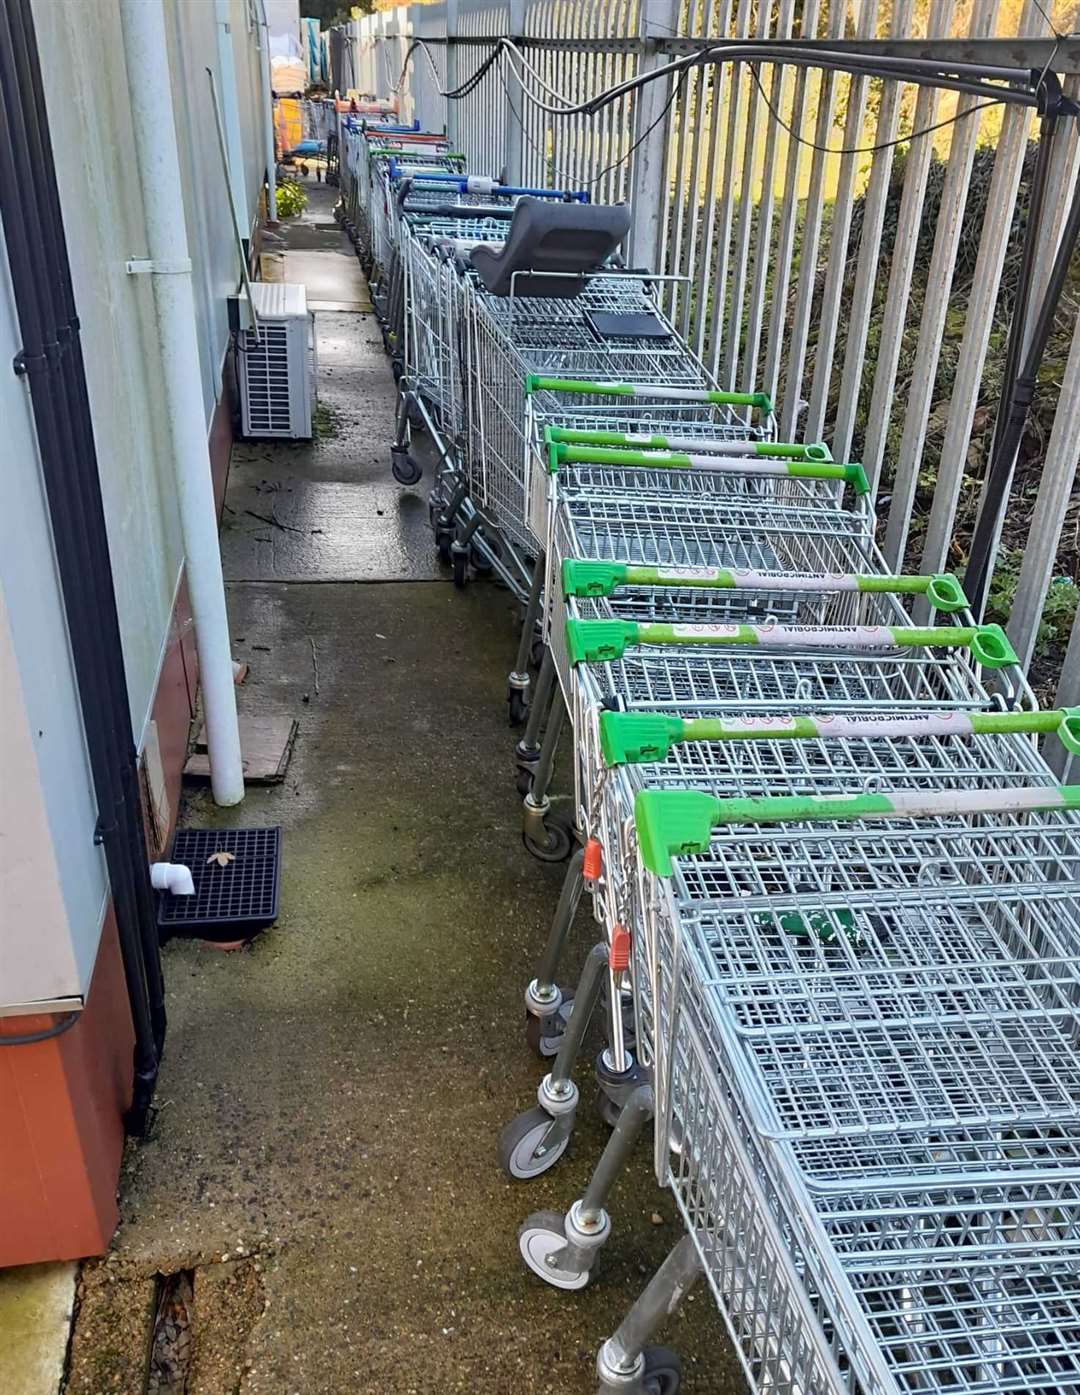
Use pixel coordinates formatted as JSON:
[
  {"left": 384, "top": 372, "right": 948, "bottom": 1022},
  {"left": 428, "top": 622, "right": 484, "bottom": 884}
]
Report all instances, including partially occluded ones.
[{"left": 338, "top": 0, "right": 1080, "bottom": 721}]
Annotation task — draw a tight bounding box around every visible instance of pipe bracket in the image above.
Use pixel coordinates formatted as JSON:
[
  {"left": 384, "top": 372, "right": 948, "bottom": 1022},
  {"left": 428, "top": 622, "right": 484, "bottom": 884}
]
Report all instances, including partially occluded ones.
[{"left": 126, "top": 257, "right": 192, "bottom": 275}]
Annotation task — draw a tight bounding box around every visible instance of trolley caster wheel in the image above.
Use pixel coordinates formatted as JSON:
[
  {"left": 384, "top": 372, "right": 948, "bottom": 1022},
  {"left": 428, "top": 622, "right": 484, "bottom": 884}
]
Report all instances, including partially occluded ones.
[
  {"left": 391, "top": 358, "right": 404, "bottom": 383},
  {"left": 525, "top": 997, "right": 572, "bottom": 1058},
  {"left": 530, "top": 637, "right": 546, "bottom": 669},
  {"left": 635, "top": 1347, "right": 682, "bottom": 1395},
  {"left": 515, "top": 768, "right": 535, "bottom": 798},
  {"left": 523, "top": 819, "right": 573, "bottom": 863},
  {"left": 406, "top": 398, "right": 426, "bottom": 430},
  {"left": 595, "top": 1089, "right": 622, "bottom": 1130},
  {"left": 508, "top": 690, "right": 528, "bottom": 727},
  {"left": 471, "top": 548, "right": 494, "bottom": 576},
  {"left": 436, "top": 531, "right": 453, "bottom": 565},
  {"left": 518, "top": 1210, "right": 589, "bottom": 1291},
  {"left": 391, "top": 450, "right": 423, "bottom": 487},
  {"left": 497, "top": 1107, "right": 569, "bottom": 1179},
  {"left": 452, "top": 548, "right": 468, "bottom": 588}
]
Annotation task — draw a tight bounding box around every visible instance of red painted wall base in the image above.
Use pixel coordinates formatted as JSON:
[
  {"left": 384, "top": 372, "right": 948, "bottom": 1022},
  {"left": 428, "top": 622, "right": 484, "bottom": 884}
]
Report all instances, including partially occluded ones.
[
  {"left": 0, "top": 909, "right": 133, "bottom": 1266},
  {"left": 0, "top": 386, "right": 234, "bottom": 1266}
]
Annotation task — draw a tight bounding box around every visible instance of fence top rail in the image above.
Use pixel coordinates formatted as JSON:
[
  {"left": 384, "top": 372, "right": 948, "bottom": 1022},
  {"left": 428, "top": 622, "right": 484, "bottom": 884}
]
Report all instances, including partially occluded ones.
[{"left": 398, "top": 32, "right": 1080, "bottom": 76}]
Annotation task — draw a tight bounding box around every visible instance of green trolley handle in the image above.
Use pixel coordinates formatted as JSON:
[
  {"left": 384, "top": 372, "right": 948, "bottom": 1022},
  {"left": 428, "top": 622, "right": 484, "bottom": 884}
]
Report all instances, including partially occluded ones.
[
  {"left": 599, "top": 707, "right": 1080, "bottom": 767},
  {"left": 565, "top": 618, "right": 1018, "bottom": 670},
  {"left": 547, "top": 443, "right": 868, "bottom": 494},
  {"left": 546, "top": 426, "right": 831, "bottom": 461},
  {"left": 635, "top": 783, "right": 1080, "bottom": 876},
  {"left": 524, "top": 375, "right": 773, "bottom": 414},
  {"left": 561, "top": 560, "right": 967, "bottom": 612}
]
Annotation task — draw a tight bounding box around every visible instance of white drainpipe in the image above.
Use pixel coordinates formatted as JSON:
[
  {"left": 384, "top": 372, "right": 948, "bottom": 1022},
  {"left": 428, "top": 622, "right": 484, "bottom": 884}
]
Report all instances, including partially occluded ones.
[
  {"left": 119, "top": 0, "right": 245, "bottom": 807},
  {"left": 256, "top": 0, "right": 278, "bottom": 220}
]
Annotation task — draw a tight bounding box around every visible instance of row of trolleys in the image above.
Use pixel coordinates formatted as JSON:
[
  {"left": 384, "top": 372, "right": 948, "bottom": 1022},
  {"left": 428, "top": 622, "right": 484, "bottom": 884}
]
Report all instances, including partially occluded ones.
[{"left": 339, "top": 114, "right": 1080, "bottom": 1395}]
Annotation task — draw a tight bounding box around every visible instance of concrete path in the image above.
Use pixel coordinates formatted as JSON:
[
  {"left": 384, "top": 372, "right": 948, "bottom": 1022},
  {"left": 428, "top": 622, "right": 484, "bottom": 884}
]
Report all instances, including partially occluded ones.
[{"left": 64, "top": 185, "right": 741, "bottom": 1394}]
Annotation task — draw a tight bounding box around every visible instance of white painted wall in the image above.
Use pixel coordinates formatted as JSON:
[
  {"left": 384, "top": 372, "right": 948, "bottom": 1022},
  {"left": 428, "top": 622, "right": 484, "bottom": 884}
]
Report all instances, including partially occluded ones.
[
  {"left": 0, "top": 244, "right": 107, "bottom": 1008},
  {"left": 0, "top": 0, "right": 268, "bottom": 1011},
  {"left": 231, "top": 0, "right": 270, "bottom": 229}
]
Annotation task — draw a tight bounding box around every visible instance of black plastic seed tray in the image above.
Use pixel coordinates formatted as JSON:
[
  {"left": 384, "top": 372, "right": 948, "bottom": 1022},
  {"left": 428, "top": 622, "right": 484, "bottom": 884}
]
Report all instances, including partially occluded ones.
[
  {"left": 156, "top": 827, "right": 282, "bottom": 942},
  {"left": 586, "top": 310, "right": 671, "bottom": 341}
]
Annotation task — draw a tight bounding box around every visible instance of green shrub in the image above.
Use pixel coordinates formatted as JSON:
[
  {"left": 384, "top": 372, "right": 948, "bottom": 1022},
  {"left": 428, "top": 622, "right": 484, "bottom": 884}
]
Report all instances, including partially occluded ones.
[{"left": 276, "top": 179, "right": 308, "bottom": 219}]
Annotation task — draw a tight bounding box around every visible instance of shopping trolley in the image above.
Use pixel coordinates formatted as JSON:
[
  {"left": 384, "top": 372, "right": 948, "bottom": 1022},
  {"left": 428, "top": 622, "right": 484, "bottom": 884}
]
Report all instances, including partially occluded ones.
[
  {"left": 575, "top": 779, "right": 1080, "bottom": 1393},
  {"left": 501, "top": 627, "right": 1041, "bottom": 1180}
]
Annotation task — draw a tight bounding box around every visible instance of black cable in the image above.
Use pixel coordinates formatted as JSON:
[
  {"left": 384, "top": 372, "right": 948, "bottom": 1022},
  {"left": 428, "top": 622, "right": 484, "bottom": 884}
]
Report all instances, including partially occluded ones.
[
  {"left": 0, "top": 1012, "right": 80, "bottom": 1047},
  {"left": 746, "top": 63, "right": 1003, "bottom": 155},
  {"left": 495, "top": 61, "right": 683, "bottom": 188}
]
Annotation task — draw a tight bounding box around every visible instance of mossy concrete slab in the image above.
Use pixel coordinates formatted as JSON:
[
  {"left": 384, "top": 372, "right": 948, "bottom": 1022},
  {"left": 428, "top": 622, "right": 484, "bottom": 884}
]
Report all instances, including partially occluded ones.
[
  {"left": 0, "top": 1263, "right": 75, "bottom": 1395},
  {"left": 102, "top": 583, "right": 741, "bottom": 1393}
]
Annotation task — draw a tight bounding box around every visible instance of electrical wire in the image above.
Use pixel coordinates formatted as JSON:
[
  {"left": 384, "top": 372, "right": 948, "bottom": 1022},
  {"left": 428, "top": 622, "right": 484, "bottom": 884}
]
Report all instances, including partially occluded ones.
[
  {"left": 393, "top": 34, "right": 1053, "bottom": 147},
  {"left": 0, "top": 1011, "right": 80, "bottom": 1046},
  {"left": 495, "top": 40, "right": 1043, "bottom": 118},
  {"left": 495, "top": 60, "right": 684, "bottom": 189},
  {"left": 747, "top": 63, "right": 1004, "bottom": 155}
]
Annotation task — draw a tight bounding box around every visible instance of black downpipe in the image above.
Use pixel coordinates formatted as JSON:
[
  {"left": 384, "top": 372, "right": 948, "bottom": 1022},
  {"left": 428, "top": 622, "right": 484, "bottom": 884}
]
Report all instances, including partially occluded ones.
[{"left": 0, "top": 0, "right": 164, "bottom": 1132}]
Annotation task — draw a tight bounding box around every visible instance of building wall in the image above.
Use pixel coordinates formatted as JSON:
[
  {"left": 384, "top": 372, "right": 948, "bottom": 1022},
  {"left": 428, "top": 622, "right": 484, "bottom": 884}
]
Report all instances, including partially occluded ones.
[
  {"left": 232, "top": 0, "right": 270, "bottom": 231},
  {"left": 0, "top": 241, "right": 106, "bottom": 1005},
  {"left": 1, "top": 0, "right": 266, "bottom": 1012}
]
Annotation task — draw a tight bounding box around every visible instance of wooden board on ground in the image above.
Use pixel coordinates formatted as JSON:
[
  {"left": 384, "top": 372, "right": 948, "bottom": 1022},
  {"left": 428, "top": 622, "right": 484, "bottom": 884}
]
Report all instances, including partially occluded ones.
[
  {"left": 308, "top": 298, "right": 374, "bottom": 313},
  {"left": 184, "top": 715, "right": 298, "bottom": 784}
]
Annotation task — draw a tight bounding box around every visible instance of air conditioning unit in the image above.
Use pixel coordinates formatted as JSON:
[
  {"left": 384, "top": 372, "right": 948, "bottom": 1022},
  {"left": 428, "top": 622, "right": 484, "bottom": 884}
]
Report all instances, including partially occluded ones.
[{"left": 236, "top": 282, "right": 315, "bottom": 438}]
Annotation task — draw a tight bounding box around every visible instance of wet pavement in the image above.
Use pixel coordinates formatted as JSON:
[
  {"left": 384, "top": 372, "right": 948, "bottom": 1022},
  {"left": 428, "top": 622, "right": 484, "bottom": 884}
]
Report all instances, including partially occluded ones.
[{"left": 64, "top": 185, "right": 741, "bottom": 1394}]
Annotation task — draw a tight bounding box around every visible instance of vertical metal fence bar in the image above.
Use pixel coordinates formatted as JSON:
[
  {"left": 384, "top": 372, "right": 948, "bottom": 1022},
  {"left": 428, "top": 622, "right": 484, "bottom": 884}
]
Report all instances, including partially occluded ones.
[
  {"left": 505, "top": 0, "right": 525, "bottom": 181},
  {"left": 656, "top": 10, "right": 692, "bottom": 317},
  {"left": 1050, "top": 602, "right": 1080, "bottom": 779},
  {"left": 739, "top": 0, "right": 795, "bottom": 394},
  {"left": 1026, "top": 66, "right": 1080, "bottom": 331},
  {"left": 915, "top": 0, "right": 1045, "bottom": 612},
  {"left": 720, "top": 0, "right": 770, "bottom": 391},
  {"left": 778, "top": 0, "right": 849, "bottom": 437},
  {"left": 831, "top": 0, "right": 914, "bottom": 462},
  {"left": 445, "top": 0, "right": 461, "bottom": 149},
  {"left": 548, "top": 2, "right": 563, "bottom": 187},
  {"left": 688, "top": 0, "right": 736, "bottom": 362},
  {"left": 1008, "top": 307, "right": 1080, "bottom": 669},
  {"left": 679, "top": 0, "right": 716, "bottom": 349},
  {"left": 804, "top": 0, "right": 879, "bottom": 440},
  {"left": 670, "top": 0, "right": 705, "bottom": 335},
  {"left": 859, "top": 0, "right": 955, "bottom": 496},
  {"left": 759, "top": 0, "right": 821, "bottom": 404},
  {"left": 704, "top": 0, "right": 756, "bottom": 375},
  {"left": 881, "top": 0, "right": 1000, "bottom": 569},
  {"left": 629, "top": 0, "right": 679, "bottom": 272}
]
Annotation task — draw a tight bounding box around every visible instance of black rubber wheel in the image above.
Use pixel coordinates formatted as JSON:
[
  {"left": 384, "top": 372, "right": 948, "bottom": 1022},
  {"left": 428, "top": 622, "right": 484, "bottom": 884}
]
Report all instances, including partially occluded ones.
[
  {"left": 642, "top": 1346, "right": 682, "bottom": 1395},
  {"left": 525, "top": 997, "right": 572, "bottom": 1058},
  {"left": 471, "top": 547, "right": 495, "bottom": 576},
  {"left": 508, "top": 690, "right": 528, "bottom": 727},
  {"left": 436, "top": 532, "right": 454, "bottom": 565},
  {"left": 523, "top": 820, "right": 573, "bottom": 863},
  {"left": 452, "top": 549, "right": 468, "bottom": 588},
  {"left": 407, "top": 397, "right": 426, "bottom": 430},
  {"left": 530, "top": 637, "right": 546, "bottom": 669},
  {"left": 391, "top": 359, "right": 404, "bottom": 383},
  {"left": 497, "top": 1107, "right": 569, "bottom": 1179},
  {"left": 391, "top": 453, "right": 423, "bottom": 487},
  {"left": 595, "top": 1089, "right": 622, "bottom": 1129},
  {"left": 515, "top": 768, "right": 535, "bottom": 798}
]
